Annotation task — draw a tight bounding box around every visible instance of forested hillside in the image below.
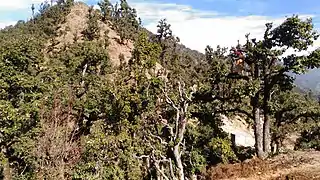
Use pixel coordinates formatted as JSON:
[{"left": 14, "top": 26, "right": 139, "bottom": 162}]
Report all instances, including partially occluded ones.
[{"left": 0, "top": 0, "right": 320, "bottom": 180}]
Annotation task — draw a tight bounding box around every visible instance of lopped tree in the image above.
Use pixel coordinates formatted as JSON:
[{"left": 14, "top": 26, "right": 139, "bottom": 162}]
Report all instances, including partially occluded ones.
[{"left": 228, "top": 15, "right": 320, "bottom": 158}]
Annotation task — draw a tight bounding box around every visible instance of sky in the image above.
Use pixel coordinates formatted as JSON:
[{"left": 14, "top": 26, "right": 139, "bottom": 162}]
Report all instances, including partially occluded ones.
[{"left": 0, "top": 0, "right": 320, "bottom": 53}]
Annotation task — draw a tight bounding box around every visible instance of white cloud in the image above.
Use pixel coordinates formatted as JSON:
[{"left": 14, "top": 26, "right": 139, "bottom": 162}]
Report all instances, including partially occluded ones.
[
  {"left": 1, "top": 0, "right": 319, "bottom": 54},
  {"left": 126, "top": 1, "right": 320, "bottom": 54},
  {"left": 130, "top": 2, "right": 218, "bottom": 23},
  {"left": 0, "top": 0, "right": 44, "bottom": 10},
  {"left": 0, "top": 21, "right": 17, "bottom": 29}
]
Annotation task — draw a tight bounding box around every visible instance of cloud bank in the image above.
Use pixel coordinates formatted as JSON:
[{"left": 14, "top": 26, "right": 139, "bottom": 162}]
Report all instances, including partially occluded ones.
[
  {"left": 127, "top": 1, "right": 319, "bottom": 53},
  {"left": 0, "top": 21, "right": 17, "bottom": 29},
  {"left": 0, "top": 0, "right": 44, "bottom": 10},
  {"left": 0, "top": 0, "right": 319, "bottom": 53}
]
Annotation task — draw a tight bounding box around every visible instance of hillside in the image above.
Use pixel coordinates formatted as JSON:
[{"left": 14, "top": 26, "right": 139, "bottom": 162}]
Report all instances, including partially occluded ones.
[
  {"left": 51, "top": 2, "right": 320, "bottom": 97},
  {"left": 0, "top": 1, "right": 320, "bottom": 180},
  {"left": 51, "top": 2, "right": 318, "bottom": 96},
  {"left": 47, "top": 2, "right": 133, "bottom": 65}
]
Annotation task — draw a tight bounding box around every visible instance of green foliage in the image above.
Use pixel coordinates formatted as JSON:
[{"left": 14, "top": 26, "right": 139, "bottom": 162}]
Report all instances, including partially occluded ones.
[
  {"left": 0, "top": 35, "right": 44, "bottom": 137},
  {"left": 208, "top": 137, "right": 237, "bottom": 164},
  {"left": 73, "top": 26, "right": 162, "bottom": 180},
  {"left": 295, "top": 127, "right": 320, "bottom": 150},
  {"left": 113, "top": 0, "right": 140, "bottom": 43},
  {"left": 269, "top": 89, "right": 320, "bottom": 152},
  {"left": 73, "top": 121, "right": 147, "bottom": 180},
  {"left": 0, "top": 27, "right": 46, "bottom": 179},
  {"left": 34, "top": 1, "right": 74, "bottom": 37},
  {"left": 156, "top": 18, "right": 173, "bottom": 42},
  {"left": 233, "top": 146, "right": 256, "bottom": 161},
  {"left": 270, "top": 16, "right": 318, "bottom": 51},
  {"left": 98, "top": 0, "right": 113, "bottom": 22},
  {"left": 82, "top": 6, "right": 101, "bottom": 41},
  {"left": 1, "top": 1, "right": 320, "bottom": 179},
  {"left": 218, "top": 15, "right": 320, "bottom": 157},
  {"left": 97, "top": 0, "right": 142, "bottom": 43},
  {"left": 130, "top": 31, "right": 161, "bottom": 69}
]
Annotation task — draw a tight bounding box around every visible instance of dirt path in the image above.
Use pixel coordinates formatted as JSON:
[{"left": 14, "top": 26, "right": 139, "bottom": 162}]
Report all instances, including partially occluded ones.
[
  {"left": 237, "top": 163, "right": 320, "bottom": 180},
  {"left": 239, "top": 151, "right": 320, "bottom": 180},
  {"left": 206, "top": 150, "right": 320, "bottom": 180}
]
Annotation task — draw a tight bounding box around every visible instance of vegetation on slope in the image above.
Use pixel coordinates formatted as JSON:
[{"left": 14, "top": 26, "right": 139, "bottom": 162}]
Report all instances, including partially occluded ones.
[{"left": 0, "top": 0, "right": 320, "bottom": 180}]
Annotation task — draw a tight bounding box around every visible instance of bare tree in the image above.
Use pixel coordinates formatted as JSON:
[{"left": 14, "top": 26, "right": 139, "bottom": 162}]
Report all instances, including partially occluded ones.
[
  {"left": 135, "top": 81, "right": 196, "bottom": 180},
  {"left": 35, "top": 92, "right": 81, "bottom": 179}
]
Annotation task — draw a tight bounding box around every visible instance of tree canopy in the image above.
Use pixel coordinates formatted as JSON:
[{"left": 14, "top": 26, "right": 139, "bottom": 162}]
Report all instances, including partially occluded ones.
[{"left": 0, "top": 1, "right": 319, "bottom": 180}]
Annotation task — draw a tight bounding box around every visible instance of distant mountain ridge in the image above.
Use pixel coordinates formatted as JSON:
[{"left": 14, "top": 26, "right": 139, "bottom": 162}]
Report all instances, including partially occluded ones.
[{"left": 292, "top": 68, "right": 320, "bottom": 96}]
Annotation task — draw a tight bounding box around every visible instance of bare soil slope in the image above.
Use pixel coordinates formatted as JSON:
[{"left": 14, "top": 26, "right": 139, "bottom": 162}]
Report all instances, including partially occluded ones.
[
  {"left": 52, "top": 2, "right": 134, "bottom": 66},
  {"left": 205, "top": 150, "right": 320, "bottom": 180},
  {"left": 53, "top": 2, "right": 167, "bottom": 78}
]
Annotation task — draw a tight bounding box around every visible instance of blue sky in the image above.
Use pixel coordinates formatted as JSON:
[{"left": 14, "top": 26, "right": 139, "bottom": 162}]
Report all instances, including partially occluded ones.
[{"left": 0, "top": 0, "right": 320, "bottom": 52}]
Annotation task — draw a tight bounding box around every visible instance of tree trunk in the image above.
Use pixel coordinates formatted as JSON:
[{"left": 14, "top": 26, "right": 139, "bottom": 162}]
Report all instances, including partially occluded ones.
[
  {"left": 253, "top": 107, "right": 264, "bottom": 158},
  {"left": 163, "top": 81, "right": 193, "bottom": 180},
  {"left": 276, "top": 140, "right": 280, "bottom": 154},
  {"left": 173, "top": 145, "right": 184, "bottom": 180},
  {"left": 262, "top": 70, "right": 271, "bottom": 156},
  {"left": 80, "top": 63, "right": 88, "bottom": 87},
  {"left": 2, "top": 157, "right": 12, "bottom": 180},
  {"left": 271, "top": 140, "right": 275, "bottom": 154},
  {"left": 251, "top": 61, "right": 266, "bottom": 159},
  {"left": 1, "top": 147, "right": 11, "bottom": 180},
  {"left": 263, "top": 113, "right": 271, "bottom": 156}
]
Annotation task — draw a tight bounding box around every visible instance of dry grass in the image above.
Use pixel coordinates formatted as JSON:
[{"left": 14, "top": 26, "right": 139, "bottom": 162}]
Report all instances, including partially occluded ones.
[
  {"left": 204, "top": 150, "right": 320, "bottom": 180},
  {"left": 272, "top": 171, "right": 320, "bottom": 180}
]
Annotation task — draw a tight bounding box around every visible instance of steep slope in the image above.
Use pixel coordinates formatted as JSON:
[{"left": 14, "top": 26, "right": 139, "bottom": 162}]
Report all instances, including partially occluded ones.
[
  {"left": 47, "top": 2, "right": 205, "bottom": 68},
  {"left": 51, "top": 2, "right": 134, "bottom": 66},
  {"left": 54, "top": 3, "right": 311, "bottom": 151},
  {"left": 45, "top": 2, "right": 318, "bottom": 96}
]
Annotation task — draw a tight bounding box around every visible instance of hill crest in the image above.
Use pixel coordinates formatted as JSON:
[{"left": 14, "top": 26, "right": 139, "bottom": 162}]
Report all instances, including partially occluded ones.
[{"left": 49, "top": 2, "right": 134, "bottom": 66}]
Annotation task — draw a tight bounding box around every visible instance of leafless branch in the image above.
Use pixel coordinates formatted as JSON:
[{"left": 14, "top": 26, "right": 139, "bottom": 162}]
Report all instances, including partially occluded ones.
[
  {"left": 162, "top": 86, "right": 178, "bottom": 110},
  {"left": 174, "top": 109, "right": 180, "bottom": 142},
  {"left": 153, "top": 159, "right": 170, "bottom": 180},
  {"left": 168, "top": 158, "right": 175, "bottom": 180},
  {"left": 161, "top": 80, "right": 196, "bottom": 180},
  {"left": 81, "top": 63, "right": 88, "bottom": 87},
  {"left": 159, "top": 115, "right": 174, "bottom": 141},
  {"left": 178, "top": 81, "right": 184, "bottom": 100},
  {"left": 180, "top": 139, "right": 186, "bottom": 157},
  {"left": 149, "top": 133, "right": 168, "bottom": 145},
  {"left": 214, "top": 107, "right": 254, "bottom": 120},
  {"left": 133, "top": 154, "right": 150, "bottom": 159}
]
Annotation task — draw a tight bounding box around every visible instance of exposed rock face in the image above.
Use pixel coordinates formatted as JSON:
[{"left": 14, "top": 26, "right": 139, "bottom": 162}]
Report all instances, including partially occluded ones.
[{"left": 220, "top": 114, "right": 255, "bottom": 147}]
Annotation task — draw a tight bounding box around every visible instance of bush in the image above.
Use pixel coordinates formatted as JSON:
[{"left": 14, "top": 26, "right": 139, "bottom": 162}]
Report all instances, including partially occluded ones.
[
  {"left": 208, "top": 137, "right": 238, "bottom": 164},
  {"left": 233, "top": 146, "right": 256, "bottom": 162},
  {"left": 295, "top": 127, "right": 320, "bottom": 151}
]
